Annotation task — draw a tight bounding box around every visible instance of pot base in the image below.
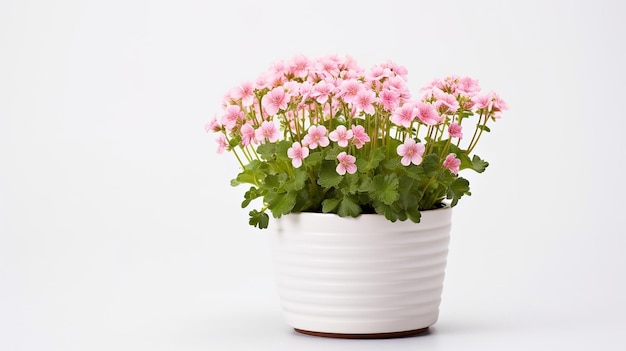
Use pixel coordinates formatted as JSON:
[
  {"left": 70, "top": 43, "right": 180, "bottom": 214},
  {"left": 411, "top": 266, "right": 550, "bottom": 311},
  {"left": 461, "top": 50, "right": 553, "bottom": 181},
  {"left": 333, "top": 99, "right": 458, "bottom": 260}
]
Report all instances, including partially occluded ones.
[{"left": 294, "top": 327, "right": 430, "bottom": 339}]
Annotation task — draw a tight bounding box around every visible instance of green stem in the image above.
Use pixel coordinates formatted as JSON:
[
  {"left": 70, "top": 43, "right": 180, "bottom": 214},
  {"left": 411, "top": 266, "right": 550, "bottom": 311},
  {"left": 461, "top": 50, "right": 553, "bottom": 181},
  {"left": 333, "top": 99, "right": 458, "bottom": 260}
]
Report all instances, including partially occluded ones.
[
  {"left": 325, "top": 103, "right": 332, "bottom": 131},
  {"left": 222, "top": 133, "right": 245, "bottom": 167},
  {"left": 425, "top": 126, "right": 435, "bottom": 154},
  {"left": 441, "top": 138, "right": 452, "bottom": 158},
  {"left": 384, "top": 110, "right": 392, "bottom": 148},
  {"left": 369, "top": 112, "right": 376, "bottom": 150},
  {"left": 328, "top": 98, "right": 333, "bottom": 124},
  {"left": 466, "top": 111, "right": 483, "bottom": 153},
  {"left": 418, "top": 175, "right": 437, "bottom": 210},
  {"left": 255, "top": 95, "right": 265, "bottom": 124},
  {"left": 241, "top": 146, "right": 253, "bottom": 162},
  {"left": 467, "top": 111, "right": 488, "bottom": 154}
]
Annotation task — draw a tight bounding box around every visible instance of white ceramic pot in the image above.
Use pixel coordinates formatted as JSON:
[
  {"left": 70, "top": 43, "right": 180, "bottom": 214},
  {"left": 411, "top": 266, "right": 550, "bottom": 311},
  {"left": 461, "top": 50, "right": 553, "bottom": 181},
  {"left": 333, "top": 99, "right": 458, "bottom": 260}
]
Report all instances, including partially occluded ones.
[{"left": 270, "top": 207, "right": 452, "bottom": 338}]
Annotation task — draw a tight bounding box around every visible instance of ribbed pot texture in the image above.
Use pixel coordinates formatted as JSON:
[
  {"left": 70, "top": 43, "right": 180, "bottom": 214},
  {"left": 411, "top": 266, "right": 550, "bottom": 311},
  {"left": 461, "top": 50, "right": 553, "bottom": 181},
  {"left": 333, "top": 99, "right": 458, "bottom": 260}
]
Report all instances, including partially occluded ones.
[{"left": 270, "top": 207, "right": 452, "bottom": 337}]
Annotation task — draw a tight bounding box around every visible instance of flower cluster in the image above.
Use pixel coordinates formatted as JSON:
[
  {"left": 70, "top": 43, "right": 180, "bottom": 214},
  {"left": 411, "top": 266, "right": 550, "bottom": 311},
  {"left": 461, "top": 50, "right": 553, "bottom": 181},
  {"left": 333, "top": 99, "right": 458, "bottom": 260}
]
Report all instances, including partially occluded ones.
[{"left": 207, "top": 54, "right": 507, "bottom": 229}]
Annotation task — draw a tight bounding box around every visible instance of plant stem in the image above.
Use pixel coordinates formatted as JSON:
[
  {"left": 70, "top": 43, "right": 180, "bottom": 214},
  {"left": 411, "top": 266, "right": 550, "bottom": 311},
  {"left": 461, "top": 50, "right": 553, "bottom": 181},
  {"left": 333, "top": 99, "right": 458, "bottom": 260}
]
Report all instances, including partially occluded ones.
[
  {"left": 441, "top": 137, "right": 452, "bottom": 158},
  {"left": 466, "top": 110, "right": 484, "bottom": 154},
  {"left": 418, "top": 176, "right": 437, "bottom": 210},
  {"left": 425, "top": 126, "right": 435, "bottom": 154},
  {"left": 467, "top": 111, "right": 488, "bottom": 154}
]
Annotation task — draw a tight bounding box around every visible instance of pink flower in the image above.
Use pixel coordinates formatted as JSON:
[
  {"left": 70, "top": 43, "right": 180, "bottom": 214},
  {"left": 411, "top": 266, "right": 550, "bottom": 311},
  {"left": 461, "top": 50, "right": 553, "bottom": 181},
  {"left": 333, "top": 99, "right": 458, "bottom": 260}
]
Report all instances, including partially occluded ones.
[
  {"left": 288, "top": 54, "right": 310, "bottom": 78},
  {"left": 221, "top": 105, "right": 243, "bottom": 131},
  {"left": 433, "top": 89, "right": 460, "bottom": 114},
  {"left": 471, "top": 91, "right": 507, "bottom": 118},
  {"left": 384, "top": 76, "right": 411, "bottom": 101},
  {"left": 255, "top": 72, "right": 272, "bottom": 90},
  {"left": 297, "top": 81, "right": 314, "bottom": 102},
  {"left": 283, "top": 81, "right": 300, "bottom": 95},
  {"left": 448, "top": 122, "right": 463, "bottom": 139},
  {"left": 366, "top": 65, "right": 391, "bottom": 82},
  {"left": 351, "top": 125, "right": 370, "bottom": 149},
  {"left": 338, "top": 78, "right": 363, "bottom": 104},
  {"left": 240, "top": 123, "right": 256, "bottom": 146},
  {"left": 382, "top": 60, "right": 408, "bottom": 80},
  {"left": 493, "top": 94, "right": 508, "bottom": 111},
  {"left": 443, "top": 153, "right": 461, "bottom": 174},
  {"left": 204, "top": 116, "right": 220, "bottom": 133},
  {"left": 287, "top": 142, "right": 309, "bottom": 168},
  {"left": 316, "top": 55, "right": 341, "bottom": 76},
  {"left": 261, "top": 87, "right": 291, "bottom": 116},
  {"left": 471, "top": 92, "right": 493, "bottom": 110},
  {"left": 396, "top": 139, "right": 425, "bottom": 166},
  {"left": 336, "top": 152, "right": 357, "bottom": 175},
  {"left": 230, "top": 81, "right": 256, "bottom": 107},
  {"left": 390, "top": 103, "right": 417, "bottom": 128},
  {"left": 354, "top": 89, "right": 376, "bottom": 115},
  {"left": 302, "top": 125, "right": 330, "bottom": 149},
  {"left": 255, "top": 120, "right": 279, "bottom": 144},
  {"left": 311, "top": 80, "right": 334, "bottom": 104},
  {"left": 215, "top": 134, "right": 227, "bottom": 154},
  {"left": 269, "top": 59, "right": 287, "bottom": 75},
  {"left": 415, "top": 102, "right": 443, "bottom": 126},
  {"left": 456, "top": 76, "right": 480, "bottom": 96},
  {"left": 329, "top": 125, "right": 353, "bottom": 147},
  {"left": 379, "top": 89, "right": 400, "bottom": 112},
  {"left": 491, "top": 93, "right": 508, "bottom": 119}
]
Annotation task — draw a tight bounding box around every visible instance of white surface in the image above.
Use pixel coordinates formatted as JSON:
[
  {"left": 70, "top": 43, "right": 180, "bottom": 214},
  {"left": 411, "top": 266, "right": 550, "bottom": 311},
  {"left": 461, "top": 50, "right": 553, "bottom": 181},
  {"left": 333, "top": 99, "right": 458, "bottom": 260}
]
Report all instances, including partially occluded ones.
[{"left": 1, "top": 0, "right": 625, "bottom": 350}]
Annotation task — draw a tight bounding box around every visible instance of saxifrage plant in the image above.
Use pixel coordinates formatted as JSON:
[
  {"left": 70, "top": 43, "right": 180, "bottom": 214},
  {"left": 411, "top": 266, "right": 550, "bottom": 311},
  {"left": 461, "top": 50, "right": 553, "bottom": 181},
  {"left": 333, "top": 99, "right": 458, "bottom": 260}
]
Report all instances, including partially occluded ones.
[{"left": 206, "top": 54, "right": 507, "bottom": 229}]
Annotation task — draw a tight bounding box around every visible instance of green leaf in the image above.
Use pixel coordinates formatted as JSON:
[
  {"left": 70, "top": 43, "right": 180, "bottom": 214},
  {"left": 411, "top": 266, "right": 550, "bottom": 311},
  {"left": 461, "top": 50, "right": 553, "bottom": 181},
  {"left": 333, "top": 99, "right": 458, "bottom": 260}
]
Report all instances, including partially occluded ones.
[
  {"left": 321, "top": 198, "right": 340, "bottom": 213},
  {"left": 305, "top": 150, "right": 323, "bottom": 166},
  {"left": 241, "top": 187, "right": 262, "bottom": 208},
  {"left": 317, "top": 161, "right": 343, "bottom": 188},
  {"left": 228, "top": 135, "right": 241, "bottom": 148},
  {"left": 402, "top": 163, "right": 425, "bottom": 180},
  {"left": 284, "top": 168, "right": 308, "bottom": 191},
  {"left": 256, "top": 140, "right": 291, "bottom": 161},
  {"left": 291, "top": 188, "right": 314, "bottom": 213},
  {"left": 339, "top": 173, "right": 359, "bottom": 195},
  {"left": 477, "top": 124, "right": 491, "bottom": 132},
  {"left": 447, "top": 177, "right": 471, "bottom": 207},
  {"left": 361, "top": 148, "right": 386, "bottom": 172},
  {"left": 372, "top": 174, "right": 399, "bottom": 205},
  {"left": 373, "top": 201, "right": 398, "bottom": 222},
  {"left": 449, "top": 143, "right": 488, "bottom": 173},
  {"left": 436, "top": 143, "right": 488, "bottom": 174},
  {"left": 470, "top": 155, "right": 489, "bottom": 173},
  {"left": 421, "top": 153, "right": 441, "bottom": 177},
  {"left": 337, "top": 196, "right": 361, "bottom": 217},
  {"left": 266, "top": 191, "right": 297, "bottom": 216},
  {"left": 392, "top": 203, "right": 408, "bottom": 221},
  {"left": 256, "top": 142, "right": 277, "bottom": 160},
  {"left": 382, "top": 158, "right": 401, "bottom": 170},
  {"left": 357, "top": 176, "right": 375, "bottom": 192},
  {"left": 323, "top": 146, "right": 342, "bottom": 160},
  {"left": 231, "top": 160, "right": 263, "bottom": 186},
  {"left": 398, "top": 176, "right": 420, "bottom": 211},
  {"left": 248, "top": 209, "right": 269, "bottom": 229},
  {"left": 407, "top": 207, "right": 421, "bottom": 223},
  {"left": 264, "top": 174, "right": 284, "bottom": 190},
  {"left": 232, "top": 170, "right": 257, "bottom": 186},
  {"left": 274, "top": 140, "right": 292, "bottom": 161},
  {"left": 457, "top": 110, "right": 474, "bottom": 119}
]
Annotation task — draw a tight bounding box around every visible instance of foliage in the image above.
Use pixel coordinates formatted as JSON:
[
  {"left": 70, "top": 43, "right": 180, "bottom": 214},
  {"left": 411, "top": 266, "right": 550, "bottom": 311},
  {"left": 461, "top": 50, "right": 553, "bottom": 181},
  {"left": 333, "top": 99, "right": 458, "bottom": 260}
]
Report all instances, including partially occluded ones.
[{"left": 206, "top": 54, "right": 507, "bottom": 229}]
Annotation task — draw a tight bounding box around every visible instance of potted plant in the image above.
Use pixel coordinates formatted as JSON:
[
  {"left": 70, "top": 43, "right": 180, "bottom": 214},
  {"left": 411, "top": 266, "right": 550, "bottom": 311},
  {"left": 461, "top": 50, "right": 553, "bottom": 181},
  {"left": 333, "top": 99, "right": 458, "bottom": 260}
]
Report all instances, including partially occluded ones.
[{"left": 206, "top": 54, "right": 507, "bottom": 338}]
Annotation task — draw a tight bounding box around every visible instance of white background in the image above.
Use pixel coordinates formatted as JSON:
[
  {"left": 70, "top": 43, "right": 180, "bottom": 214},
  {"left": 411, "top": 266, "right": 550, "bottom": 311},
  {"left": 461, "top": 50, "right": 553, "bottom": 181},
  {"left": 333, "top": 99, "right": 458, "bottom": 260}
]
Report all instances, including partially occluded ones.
[{"left": 1, "top": 0, "right": 625, "bottom": 350}]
